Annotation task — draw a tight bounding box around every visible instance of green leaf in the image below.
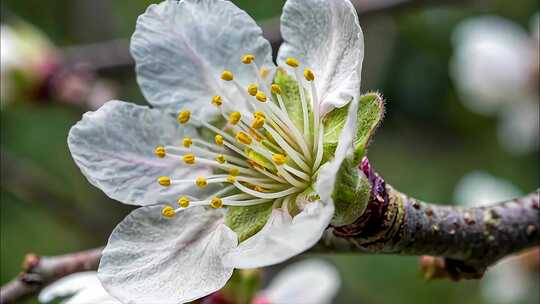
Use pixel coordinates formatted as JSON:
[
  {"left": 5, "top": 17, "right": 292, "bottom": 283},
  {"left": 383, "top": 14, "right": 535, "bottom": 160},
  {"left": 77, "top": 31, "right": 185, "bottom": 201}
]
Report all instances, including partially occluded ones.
[
  {"left": 331, "top": 157, "right": 371, "bottom": 226},
  {"left": 322, "top": 92, "right": 385, "bottom": 164},
  {"left": 225, "top": 202, "right": 273, "bottom": 242}
]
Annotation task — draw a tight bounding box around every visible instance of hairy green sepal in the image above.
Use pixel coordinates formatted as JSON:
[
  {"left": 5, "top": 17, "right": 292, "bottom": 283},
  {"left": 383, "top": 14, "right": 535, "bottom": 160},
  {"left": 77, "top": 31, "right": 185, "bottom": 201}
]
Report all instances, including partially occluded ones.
[
  {"left": 322, "top": 92, "right": 385, "bottom": 164},
  {"left": 331, "top": 157, "right": 371, "bottom": 226},
  {"left": 225, "top": 202, "right": 273, "bottom": 242}
]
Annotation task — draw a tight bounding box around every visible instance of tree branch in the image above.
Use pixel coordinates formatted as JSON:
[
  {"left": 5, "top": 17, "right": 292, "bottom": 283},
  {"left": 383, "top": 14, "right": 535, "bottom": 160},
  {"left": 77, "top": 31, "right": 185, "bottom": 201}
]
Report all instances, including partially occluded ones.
[
  {"left": 316, "top": 157, "right": 540, "bottom": 280},
  {"left": 61, "top": 0, "right": 464, "bottom": 71},
  {"left": 0, "top": 248, "right": 103, "bottom": 304}
]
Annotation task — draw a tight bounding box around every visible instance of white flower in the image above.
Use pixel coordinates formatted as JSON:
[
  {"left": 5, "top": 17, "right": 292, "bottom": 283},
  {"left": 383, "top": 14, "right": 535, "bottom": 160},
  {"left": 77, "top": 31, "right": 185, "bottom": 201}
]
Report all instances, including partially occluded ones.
[
  {"left": 38, "top": 272, "right": 120, "bottom": 304},
  {"left": 453, "top": 171, "right": 522, "bottom": 208},
  {"left": 39, "top": 259, "right": 340, "bottom": 304},
  {"left": 254, "top": 259, "right": 340, "bottom": 304},
  {"left": 450, "top": 14, "right": 539, "bottom": 155},
  {"left": 67, "top": 0, "right": 364, "bottom": 303},
  {"left": 0, "top": 21, "right": 57, "bottom": 106},
  {"left": 480, "top": 254, "right": 539, "bottom": 304}
]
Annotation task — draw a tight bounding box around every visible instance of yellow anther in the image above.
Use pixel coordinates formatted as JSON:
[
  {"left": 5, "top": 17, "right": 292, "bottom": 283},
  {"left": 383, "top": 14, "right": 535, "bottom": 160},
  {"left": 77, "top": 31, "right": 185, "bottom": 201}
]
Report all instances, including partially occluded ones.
[
  {"left": 255, "top": 91, "right": 267, "bottom": 102},
  {"left": 215, "top": 134, "right": 224, "bottom": 146},
  {"left": 178, "top": 111, "right": 191, "bottom": 124},
  {"left": 253, "top": 111, "right": 266, "bottom": 119},
  {"left": 161, "top": 205, "right": 176, "bottom": 218},
  {"left": 158, "top": 176, "right": 171, "bottom": 186},
  {"left": 248, "top": 128, "right": 264, "bottom": 142},
  {"left": 236, "top": 131, "right": 252, "bottom": 145},
  {"left": 155, "top": 146, "right": 166, "bottom": 158},
  {"left": 254, "top": 186, "right": 267, "bottom": 192},
  {"left": 242, "top": 54, "right": 255, "bottom": 64},
  {"left": 272, "top": 153, "right": 287, "bottom": 165},
  {"left": 221, "top": 70, "right": 234, "bottom": 81},
  {"left": 212, "top": 95, "right": 222, "bottom": 106},
  {"left": 196, "top": 177, "right": 208, "bottom": 188},
  {"left": 210, "top": 197, "right": 223, "bottom": 209},
  {"left": 229, "top": 167, "right": 240, "bottom": 176},
  {"left": 215, "top": 154, "right": 226, "bottom": 164},
  {"left": 183, "top": 137, "right": 193, "bottom": 148},
  {"left": 271, "top": 84, "right": 282, "bottom": 95},
  {"left": 226, "top": 175, "right": 236, "bottom": 183},
  {"left": 304, "top": 68, "right": 315, "bottom": 81},
  {"left": 229, "top": 111, "right": 241, "bottom": 125},
  {"left": 247, "top": 84, "right": 258, "bottom": 96},
  {"left": 177, "top": 197, "right": 190, "bottom": 208},
  {"left": 251, "top": 116, "right": 265, "bottom": 129},
  {"left": 260, "top": 67, "right": 270, "bottom": 79},
  {"left": 183, "top": 153, "right": 196, "bottom": 164},
  {"left": 286, "top": 57, "right": 300, "bottom": 68}
]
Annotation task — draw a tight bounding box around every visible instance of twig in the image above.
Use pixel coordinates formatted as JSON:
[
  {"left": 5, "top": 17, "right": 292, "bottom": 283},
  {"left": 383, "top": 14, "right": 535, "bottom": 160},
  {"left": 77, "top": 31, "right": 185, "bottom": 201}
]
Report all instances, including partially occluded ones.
[
  {"left": 315, "top": 157, "right": 540, "bottom": 280},
  {"left": 0, "top": 248, "right": 103, "bottom": 304},
  {"left": 0, "top": 149, "right": 114, "bottom": 236},
  {"left": 61, "top": 0, "right": 463, "bottom": 71}
]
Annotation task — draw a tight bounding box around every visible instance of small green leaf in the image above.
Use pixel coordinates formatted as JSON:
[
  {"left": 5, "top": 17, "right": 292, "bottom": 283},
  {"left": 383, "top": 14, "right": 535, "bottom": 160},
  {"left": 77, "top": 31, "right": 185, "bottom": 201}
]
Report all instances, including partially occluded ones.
[
  {"left": 322, "top": 92, "right": 385, "bottom": 164},
  {"left": 331, "top": 157, "right": 371, "bottom": 226},
  {"left": 225, "top": 202, "right": 273, "bottom": 242}
]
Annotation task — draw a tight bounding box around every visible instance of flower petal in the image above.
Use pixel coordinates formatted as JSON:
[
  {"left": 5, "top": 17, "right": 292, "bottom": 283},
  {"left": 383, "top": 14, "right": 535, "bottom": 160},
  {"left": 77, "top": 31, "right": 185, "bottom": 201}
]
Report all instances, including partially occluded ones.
[
  {"left": 222, "top": 201, "right": 334, "bottom": 269},
  {"left": 278, "top": 0, "right": 364, "bottom": 113},
  {"left": 261, "top": 259, "right": 340, "bottom": 304},
  {"left": 68, "top": 100, "right": 211, "bottom": 206},
  {"left": 450, "top": 16, "right": 534, "bottom": 115},
  {"left": 316, "top": 74, "right": 361, "bottom": 203},
  {"left": 38, "top": 271, "right": 118, "bottom": 304},
  {"left": 98, "top": 206, "right": 237, "bottom": 304},
  {"left": 453, "top": 171, "right": 522, "bottom": 208},
  {"left": 131, "top": 0, "right": 274, "bottom": 120}
]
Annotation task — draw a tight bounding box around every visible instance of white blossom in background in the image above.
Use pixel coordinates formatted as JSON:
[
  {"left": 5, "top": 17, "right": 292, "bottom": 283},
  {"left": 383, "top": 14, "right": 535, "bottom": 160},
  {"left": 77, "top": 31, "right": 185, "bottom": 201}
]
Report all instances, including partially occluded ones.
[
  {"left": 254, "top": 259, "right": 340, "bottom": 304},
  {"left": 67, "top": 0, "right": 364, "bottom": 303},
  {"left": 454, "top": 171, "right": 539, "bottom": 304},
  {"left": 38, "top": 272, "right": 120, "bottom": 304},
  {"left": 450, "top": 13, "right": 539, "bottom": 155},
  {"left": 0, "top": 20, "right": 58, "bottom": 107},
  {"left": 453, "top": 171, "right": 522, "bottom": 208},
  {"left": 38, "top": 259, "right": 340, "bottom": 304}
]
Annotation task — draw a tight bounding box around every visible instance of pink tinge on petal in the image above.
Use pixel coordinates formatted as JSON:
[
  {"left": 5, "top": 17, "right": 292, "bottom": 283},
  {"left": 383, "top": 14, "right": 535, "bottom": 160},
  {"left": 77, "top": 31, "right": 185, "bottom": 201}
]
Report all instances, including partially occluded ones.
[{"left": 252, "top": 295, "right": 271, "bottom": 304}]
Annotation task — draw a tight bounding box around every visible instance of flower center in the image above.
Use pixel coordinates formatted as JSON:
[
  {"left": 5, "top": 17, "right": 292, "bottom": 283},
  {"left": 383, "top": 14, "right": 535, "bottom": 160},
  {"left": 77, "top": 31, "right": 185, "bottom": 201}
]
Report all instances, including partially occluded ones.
[{"left": 156, "top": 55, "right": 324, "bottom": 218}]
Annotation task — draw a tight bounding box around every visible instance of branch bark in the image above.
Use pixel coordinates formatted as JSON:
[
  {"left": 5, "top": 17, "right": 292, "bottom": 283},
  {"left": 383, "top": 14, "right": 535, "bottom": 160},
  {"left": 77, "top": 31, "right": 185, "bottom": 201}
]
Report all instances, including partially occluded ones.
[
  {"left": 316, "top": 158, "right": 540, "bottom": 280},
  {"left": 0, "top": 248, "right": 103, "bottom": 304}
]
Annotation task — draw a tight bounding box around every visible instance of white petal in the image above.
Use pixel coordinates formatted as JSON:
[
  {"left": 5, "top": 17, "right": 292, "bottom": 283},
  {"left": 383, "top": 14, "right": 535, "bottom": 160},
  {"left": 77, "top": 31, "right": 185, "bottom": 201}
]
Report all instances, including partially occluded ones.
[
  {"left": 481, "top": 255, "right": 536, "bottom": 304},
  {"left": 222, "top": 201, "right": 334, "bottom": 269},
  {"left": 278, "top": 0, "right": 364, "bottom": 113},
  {"left": 453, "top": 171, "right": 522, "bottom": 208},
  {"left": 450, "top": 16, "right": 534, "bottom": 115},
  {"left": 68, "top": 100, "right": 211, "bottom": 206},
  {"left": 66, "top": 289, "right": 120, "bottom": 304},
  {"left": 131, "top": 0, "right": 274, "bottom": 120},
  {"left": 316, "top": 73, "right": 361, "bottom": 203},
  {"left": 261, "top": 259, "right": 340, "bottom": 304},
  {"left": 98, "top": 206, "right": 237, "bottom": 304},
  {"left": 497, "top": 100, "right": 539, "bottom": 155},
  {"left": 38, "top": 272, "right": 116, "bottom": 304}
]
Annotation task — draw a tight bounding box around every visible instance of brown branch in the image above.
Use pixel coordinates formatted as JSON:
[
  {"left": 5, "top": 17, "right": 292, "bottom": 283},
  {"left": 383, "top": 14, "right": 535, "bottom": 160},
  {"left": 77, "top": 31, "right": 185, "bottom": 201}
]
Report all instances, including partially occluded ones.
[
  {"left": 0, "top": 247, "right": 103, "bottom": 304},
  {"left": 61, "top": 0, "right": 464, "bottom": 71},
  {"left": 315, "top": 157, "right": 540, "bottom": 280}
]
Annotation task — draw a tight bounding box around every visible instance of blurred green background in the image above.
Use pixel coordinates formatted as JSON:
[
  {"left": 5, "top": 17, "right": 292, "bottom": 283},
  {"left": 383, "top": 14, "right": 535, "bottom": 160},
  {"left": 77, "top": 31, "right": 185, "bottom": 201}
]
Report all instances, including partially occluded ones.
[{"left": 1, "top": 0, "right": 538, "bottom": 303}]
